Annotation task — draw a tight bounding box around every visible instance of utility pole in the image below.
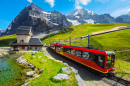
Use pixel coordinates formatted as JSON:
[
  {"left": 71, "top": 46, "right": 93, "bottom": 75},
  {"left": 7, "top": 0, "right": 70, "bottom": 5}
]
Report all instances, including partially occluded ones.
[
  {"left": 88, "top": 34, "right": 90, "bottom": 47},
  {"left": 70, "top": 36, "right": 71, "bottom": 46}
]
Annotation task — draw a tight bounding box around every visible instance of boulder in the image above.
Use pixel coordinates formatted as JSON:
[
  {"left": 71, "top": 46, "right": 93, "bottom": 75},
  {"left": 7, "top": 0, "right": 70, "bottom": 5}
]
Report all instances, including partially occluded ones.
[
  {"left": 26, "top": 71, "right": 35, "bottom": 76},
  {"left": 53, "top": 73, "right": 69, "bottom": 80},
  {"left": 61, "top": 67, "right": 71, "bottom": 74}
]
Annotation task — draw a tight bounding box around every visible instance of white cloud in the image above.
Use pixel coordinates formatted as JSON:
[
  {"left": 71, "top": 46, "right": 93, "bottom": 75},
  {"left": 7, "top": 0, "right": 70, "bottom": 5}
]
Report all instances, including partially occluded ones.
[
  {"left": 45, "top": 0, "right": 55, "bottom": 7},
  {"left": 111, "top": 7, "right": 130, "bottom": 17},
  {"left": 75, "top": 0, "right": 91, "bottom": 9},
  {"left": 96, "top": 0, "right": 109, "bottom": 3},
  {"left": 27, "top": 0, "right": 32, "bottom": 3}
]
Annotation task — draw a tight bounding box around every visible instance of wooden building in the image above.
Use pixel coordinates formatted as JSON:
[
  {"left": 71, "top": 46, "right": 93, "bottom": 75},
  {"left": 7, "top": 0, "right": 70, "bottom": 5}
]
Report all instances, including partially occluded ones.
[{"left": 10, "top": 26, "right": 43, "bottom": 51}]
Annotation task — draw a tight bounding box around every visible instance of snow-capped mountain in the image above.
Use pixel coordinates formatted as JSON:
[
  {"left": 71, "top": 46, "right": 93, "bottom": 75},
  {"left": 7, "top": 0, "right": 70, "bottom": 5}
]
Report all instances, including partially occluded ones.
[
  {"left": 116, "top": 11, "right": 130, "bottom": 23},
  {"left": 66, "top": 8, "right": 116, "bottom": 25},
  {"left": 0, "top": 29, "right": 5, "bottom": 36},
  {"left": 1, "top": 3, "right": 71, "bottom": 36}
]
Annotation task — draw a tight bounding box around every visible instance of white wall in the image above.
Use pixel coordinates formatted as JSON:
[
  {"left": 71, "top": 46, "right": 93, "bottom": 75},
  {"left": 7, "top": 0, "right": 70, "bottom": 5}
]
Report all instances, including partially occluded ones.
[
  {"left": 31, "top": 46, "right": 42, "bottom": 51},
  {"left": 17, "top": 35, "right": 31, "bottom": 43}
]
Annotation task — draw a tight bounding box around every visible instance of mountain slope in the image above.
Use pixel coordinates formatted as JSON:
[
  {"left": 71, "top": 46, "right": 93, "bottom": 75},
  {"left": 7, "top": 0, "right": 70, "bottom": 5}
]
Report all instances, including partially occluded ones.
[
  {"left": 41, "top": 23, "right": 130, "bottom": 44},
  {"left": 116, "top": 11, "right": 130, "bottom": 23},
  {"left": 66, "top": 8, "right": 116, "bottom": 25},
  {"left": 1, "top": 3, "right": 71, "bottom": 36}
]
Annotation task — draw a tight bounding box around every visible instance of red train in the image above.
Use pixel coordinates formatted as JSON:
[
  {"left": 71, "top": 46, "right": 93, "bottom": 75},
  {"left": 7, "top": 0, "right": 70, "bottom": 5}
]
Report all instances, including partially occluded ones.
[{"left": 50, "top": 43, "right": 116, "bottom": 76}]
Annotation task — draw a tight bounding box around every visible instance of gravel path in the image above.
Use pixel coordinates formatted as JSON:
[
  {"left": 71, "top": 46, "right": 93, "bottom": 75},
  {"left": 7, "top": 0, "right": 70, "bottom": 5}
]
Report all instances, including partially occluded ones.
[{"left": 43, "top": 48, "right": 124, "bottom": 86}]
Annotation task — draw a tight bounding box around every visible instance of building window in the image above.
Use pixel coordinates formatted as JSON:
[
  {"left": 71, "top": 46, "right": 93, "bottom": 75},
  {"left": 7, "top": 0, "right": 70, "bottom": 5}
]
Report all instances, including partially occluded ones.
[
  {"left": 35, "top": 47, "right": 37, "bottom": 50},
  {"left": 20, "top": 39, "right": 24, "bottom": 43}
]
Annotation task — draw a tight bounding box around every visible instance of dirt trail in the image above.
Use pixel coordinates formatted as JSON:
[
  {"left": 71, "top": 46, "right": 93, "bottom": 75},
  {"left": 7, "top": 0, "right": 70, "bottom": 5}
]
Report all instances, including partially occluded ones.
[{"left": 91, "top": 26, "right": 127, "bottom": 35}]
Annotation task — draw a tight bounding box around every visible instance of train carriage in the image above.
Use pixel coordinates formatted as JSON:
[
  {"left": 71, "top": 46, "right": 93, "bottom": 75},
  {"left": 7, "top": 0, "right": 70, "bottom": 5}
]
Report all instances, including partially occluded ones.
[{"left": 50, "top": 43, "right": 116, "bottom": 75}]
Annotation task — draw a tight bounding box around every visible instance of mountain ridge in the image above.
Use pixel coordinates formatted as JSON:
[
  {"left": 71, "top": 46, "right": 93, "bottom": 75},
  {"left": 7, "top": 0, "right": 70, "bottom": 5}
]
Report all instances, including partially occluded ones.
[
  {"left": 1, "top": 3, "right": 130, "bottom": 36},
  {"left": 1, "top": 3, "right": 71, "bottom": 36},
  {"left": 66, "top": 8, "right": 116, "bottom": 25}
]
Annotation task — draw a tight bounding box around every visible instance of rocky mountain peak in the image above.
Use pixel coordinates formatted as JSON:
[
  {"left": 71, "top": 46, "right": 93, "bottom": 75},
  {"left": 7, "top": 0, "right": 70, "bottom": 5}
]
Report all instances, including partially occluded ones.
[
  {"left": 0, "top": 3, "right": 71, "bottom": 36},
  {"left": 67, "top": 8, "right": 96, "bottom": 16}
]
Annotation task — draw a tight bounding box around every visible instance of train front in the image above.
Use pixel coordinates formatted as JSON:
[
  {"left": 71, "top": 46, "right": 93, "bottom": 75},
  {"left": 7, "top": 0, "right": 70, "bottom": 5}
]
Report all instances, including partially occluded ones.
[{"left": 105, "top": 51, "right": 116, "bottom": 76}]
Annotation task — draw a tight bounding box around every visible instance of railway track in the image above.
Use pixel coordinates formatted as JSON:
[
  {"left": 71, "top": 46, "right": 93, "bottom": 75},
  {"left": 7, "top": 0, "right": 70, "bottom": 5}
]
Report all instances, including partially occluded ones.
[{"left": 107, "top": 75, "right": 130, "bottom": 86}]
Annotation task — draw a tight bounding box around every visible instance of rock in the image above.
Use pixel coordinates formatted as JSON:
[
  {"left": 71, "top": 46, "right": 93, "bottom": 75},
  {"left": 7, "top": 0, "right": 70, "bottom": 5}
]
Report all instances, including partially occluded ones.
[
  {"left": 39, "top": 68, "right": 44, "bottom": 74},
  {"left": 70, "top": 67, "right": 78, "bottom": 75},
  {"left": 26, "top": 71, "right": 35, "bottom": 76},
  {"left": 38, "top": 56, "right": 42, "bottom": 58},
  {"left": 32, "top": 52, "right": 35, "bottom": 55},
  {"left": 63, "top": 63, "right": 69, "bottom": 66},
  {"left": 53, "top": 74, "right": 69, "bottom": 80},
  {"left": 61, "top": 67, "right": 71, "bottom": 74}
]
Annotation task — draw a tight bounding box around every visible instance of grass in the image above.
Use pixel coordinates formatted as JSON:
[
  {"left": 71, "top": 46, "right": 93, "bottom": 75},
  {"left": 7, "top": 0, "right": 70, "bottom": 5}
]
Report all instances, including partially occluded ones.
[
  {"left": 0, "top": 34, "right": 17, "bottom": 47},
  {"left": 24, "top": 52, "right": 78, "bottom": 86},
  {"left": 67, "top": 29, "right": 130, "bottom": 51},
  {"left": 115, "top": 60, "right": 130, "bottom": 80},
  {"left": 41, "top": 23, "right": 130, "bottom": 45}
]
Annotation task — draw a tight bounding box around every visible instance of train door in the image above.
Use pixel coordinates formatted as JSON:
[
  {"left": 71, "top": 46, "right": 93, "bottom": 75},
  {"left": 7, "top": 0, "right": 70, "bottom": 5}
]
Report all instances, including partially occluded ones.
[{"left": 60, "top": 47, "right": 63, "bottom": 55}]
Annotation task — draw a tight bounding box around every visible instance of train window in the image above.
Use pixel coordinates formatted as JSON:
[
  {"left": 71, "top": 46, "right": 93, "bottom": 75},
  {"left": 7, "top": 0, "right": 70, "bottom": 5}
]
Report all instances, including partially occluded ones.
[
  {"left": 106, "top": 55, "right": 115, "bottom": 69},
  {"left": 82, "top": 51, "right": 89, "bottom": 60},
  {"left": 56, "top": 46, "right": 60, "bottom": 52},
  {"left": 71, "top": 49, "right": 76, "bottom": 55},
  {"left": 63, "top": 47, "right": 67, "bottom": 52},
  {"left": 50, "top": 44, "right": 55, "bottom": 49},
  {"left": 89, "top": 53, "right": 94, "bottom": 61},
  {"left": 76, "top": 50, "right": 82, "bottom": 58},
  {"left": 94, "top": 54, "right": 105, "bottom": 68},
  {"left": 66, "top": 48, "right": 71, "bottom": 54}
]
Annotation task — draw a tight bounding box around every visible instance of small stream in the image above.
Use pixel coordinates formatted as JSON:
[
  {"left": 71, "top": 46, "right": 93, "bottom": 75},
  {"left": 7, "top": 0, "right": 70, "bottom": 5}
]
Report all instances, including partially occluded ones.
[{"left": 0, "top": 53, "right": 23, "bottom": 86}]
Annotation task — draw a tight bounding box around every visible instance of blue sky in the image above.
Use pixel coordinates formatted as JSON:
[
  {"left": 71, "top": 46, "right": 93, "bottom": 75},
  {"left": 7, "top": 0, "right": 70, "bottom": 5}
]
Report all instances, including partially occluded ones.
[{"left": 0, "top": 0, "right": 130, "bottom": 30}]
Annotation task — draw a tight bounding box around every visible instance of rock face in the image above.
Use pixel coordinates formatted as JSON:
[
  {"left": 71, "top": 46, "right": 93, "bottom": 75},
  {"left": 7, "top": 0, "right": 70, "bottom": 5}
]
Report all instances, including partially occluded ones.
[
  {"left": 66, "top": 8, "right": 116, "bottom": 25},
  {"left": 116, "top": 11, "right": 130, "bottom": 23},
  {"left": 0, "top": 30, "right": 5, "bottom": 36},
  {"left": 1, "top": 3, "right": 71, "bottom": 36}
]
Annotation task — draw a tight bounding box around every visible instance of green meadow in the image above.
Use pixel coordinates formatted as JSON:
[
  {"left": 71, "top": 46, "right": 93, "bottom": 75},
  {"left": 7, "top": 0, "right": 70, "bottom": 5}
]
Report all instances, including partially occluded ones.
[
  {"left": 0, "top": 34, "right": 16, "bottom": 47},
  {"left": 24, "top": 52, "right": 78, "bottom": 86},
  {"left": 41, "top": 23, "right": 130, "bottom": 45}
]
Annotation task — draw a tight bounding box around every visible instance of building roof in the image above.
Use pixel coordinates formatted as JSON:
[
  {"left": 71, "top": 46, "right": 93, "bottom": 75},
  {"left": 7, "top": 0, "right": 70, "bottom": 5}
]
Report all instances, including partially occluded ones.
[
  {"left": 16, "top": 26, "right": 32, "bottom": 35},
  {"left": 29, "top": 38, "right": 43, "bottom": 45},
  {"left": 10, "top": 38, "right": 43, "bottom": 46}
]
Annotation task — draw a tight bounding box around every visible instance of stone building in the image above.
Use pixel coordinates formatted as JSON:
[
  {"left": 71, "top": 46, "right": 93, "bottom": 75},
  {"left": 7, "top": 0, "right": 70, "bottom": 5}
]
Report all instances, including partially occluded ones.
[{"left": 10, "top": 26, "right": 43, "bottom": 51}]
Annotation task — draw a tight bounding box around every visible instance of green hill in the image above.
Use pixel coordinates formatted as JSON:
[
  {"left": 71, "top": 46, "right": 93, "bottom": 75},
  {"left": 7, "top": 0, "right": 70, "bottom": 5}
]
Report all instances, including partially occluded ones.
[
  {"left": 41, "top": 23, "right": 130, "bottom": 45},
  {"left": 0, "top": 34, "right": 17, "bottom": 47}
]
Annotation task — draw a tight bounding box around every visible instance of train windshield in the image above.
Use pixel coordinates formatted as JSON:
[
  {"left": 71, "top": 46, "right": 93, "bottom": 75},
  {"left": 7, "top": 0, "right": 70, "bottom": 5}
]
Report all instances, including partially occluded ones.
[{"left": 106, "top": 55, "right": 115, "bottom": 69}]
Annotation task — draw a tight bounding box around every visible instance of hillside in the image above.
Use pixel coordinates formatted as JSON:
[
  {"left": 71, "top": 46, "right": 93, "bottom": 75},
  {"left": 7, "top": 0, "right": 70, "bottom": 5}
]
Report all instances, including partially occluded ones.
[
  {"left": 41, "top": 23, "right": 130, "bottom": 44},
  {"left": 0, "top": 34, "right": 16, "bottom": 47},
  {"left": 41, "top": 23, "right": 130, "bottom": 79}
]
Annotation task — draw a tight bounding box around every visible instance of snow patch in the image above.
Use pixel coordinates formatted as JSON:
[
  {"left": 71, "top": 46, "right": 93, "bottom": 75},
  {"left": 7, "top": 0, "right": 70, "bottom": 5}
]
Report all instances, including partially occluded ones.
[
  {"left": 76, "top": 16, "right": 80, "bottom": 18},
  {"left": 42, "top": 11, "right": 51, "bottom": 15},
  {"left": 84, "top": 19, "right": 94, "bottom": 24},
  {"left": 74, "top": 11, "right": 79, "bottom": 16},
  {"left": 67, "top": 19, "right": 81, "bottom": 25},
  {"left": 51, "top": 22, "right": 59, "bottom": 25}
]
